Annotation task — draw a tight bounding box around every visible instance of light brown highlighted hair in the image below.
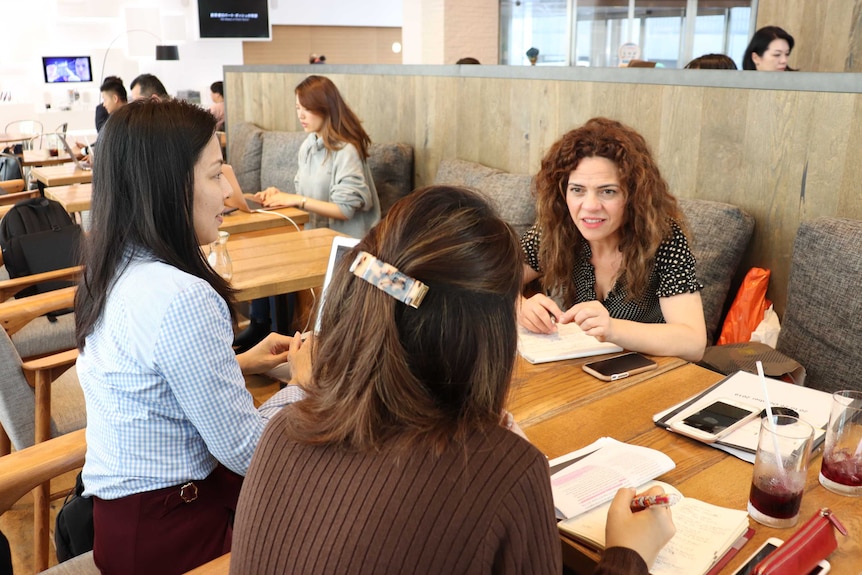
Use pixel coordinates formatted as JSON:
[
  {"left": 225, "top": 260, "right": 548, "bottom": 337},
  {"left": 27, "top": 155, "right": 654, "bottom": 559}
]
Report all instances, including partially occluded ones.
[
  {"left": 284, "top": 186, "right": 522, "bottom": 454},
  {"left": 534, "top": 117, "right": 685, "bottom": 305},
  {"left": 295, "top": 75, "right": 371, "bottom": 159}
]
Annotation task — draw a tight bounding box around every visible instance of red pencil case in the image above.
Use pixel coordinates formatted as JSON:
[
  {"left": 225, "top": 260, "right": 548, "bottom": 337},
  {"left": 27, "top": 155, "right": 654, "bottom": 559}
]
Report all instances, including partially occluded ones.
[{"left": 754, "top": 508, "right": 848, "bottom": 575}]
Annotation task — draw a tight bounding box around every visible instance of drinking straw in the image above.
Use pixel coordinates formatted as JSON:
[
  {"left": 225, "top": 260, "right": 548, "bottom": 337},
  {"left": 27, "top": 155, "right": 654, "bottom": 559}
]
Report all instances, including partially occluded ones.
[{"left": 756, "top": 361, "right": 784, "bottom": 473}]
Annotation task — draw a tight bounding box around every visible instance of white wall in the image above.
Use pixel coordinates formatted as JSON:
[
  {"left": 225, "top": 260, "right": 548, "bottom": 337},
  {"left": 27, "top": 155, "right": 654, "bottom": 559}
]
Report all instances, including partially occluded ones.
[{"left": 2, "top": 0, "right": 402, "bottom": 132}]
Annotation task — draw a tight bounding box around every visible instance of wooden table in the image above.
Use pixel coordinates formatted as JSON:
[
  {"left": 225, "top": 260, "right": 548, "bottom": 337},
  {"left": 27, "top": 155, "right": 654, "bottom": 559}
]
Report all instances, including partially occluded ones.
[
  {"left": 21, "top": 148, "right": 79, "bottom": 167},
  {"left": 43, "top": 182, "right": 309, "bottom": 234},
  {"left": 0, "top": 132, "right": 30, "bottom": 144},
  {"left": 227, "top": 227, "right": 343, "bottom": 301},
  {"left": 512, "top": 360, "right": 861, "bottom": 575},
  {"left": 30, "top": 164, "right": 91, "bottom": 191}
]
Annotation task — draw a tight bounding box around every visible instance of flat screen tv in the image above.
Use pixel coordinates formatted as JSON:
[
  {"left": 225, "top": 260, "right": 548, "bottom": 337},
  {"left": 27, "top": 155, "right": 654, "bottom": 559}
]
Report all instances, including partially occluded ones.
[
  {"left": 198, "top": 0, "right": 271, "bottom": 40},
  {"left": 42, "top": 56, "right": 93, "bottom": 83}
]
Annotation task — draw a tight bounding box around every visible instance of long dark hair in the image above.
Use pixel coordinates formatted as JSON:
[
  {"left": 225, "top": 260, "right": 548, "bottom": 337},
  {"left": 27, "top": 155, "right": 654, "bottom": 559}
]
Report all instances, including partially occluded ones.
[
  {"left": 283, "top": 186, "right": 522, "bottom": 454},
  {"left": 75, "top": 99, "right": 235, "bottom": 350},
  {"left": 295, "top": 75, "right": 371, "bottom": 159},
  {"left": 742, "top": 26, "right": 795, "bottom": 70},
  {"left": 534, "top": 117, "right": 685, "bottom": 305}
]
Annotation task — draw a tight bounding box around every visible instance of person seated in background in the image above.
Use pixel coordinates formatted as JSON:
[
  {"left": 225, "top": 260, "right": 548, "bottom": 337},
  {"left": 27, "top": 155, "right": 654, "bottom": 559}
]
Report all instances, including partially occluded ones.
[
  {"left": 79, "top": 76, "right": 128, "bottom": 160},
  {"left": 685, "top": 53, "right": 737, "bottom": 70},
  {"left": 209, "top": 80, "right": 225, "bottom": 130},
  {"left": 230, "top": 185, "right": 676, "bottom": 575},
  {"left": 742, "top": 26, "right": 795, "bottom": 71},
  {"left": 456, "top": 56, "right": 481, "bottom": 64},
  {"left": 233, "top": 74, "right": 380, "bottom": 351},
  {"left": 75, "top": 98, "right": 304, "bottom": 574},
  {"left": 129, "top": 73, "right": 169, "bottom": 101},
  {"left": 100, "top": 76, "right": 127, "bottom": 116},
  {"left": 518, "top": 117, "right": 706, "bottom": 362}
]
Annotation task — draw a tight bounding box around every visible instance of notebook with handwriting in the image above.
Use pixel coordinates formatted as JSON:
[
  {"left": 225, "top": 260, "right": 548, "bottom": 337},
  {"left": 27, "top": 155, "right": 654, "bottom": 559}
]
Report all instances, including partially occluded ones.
[
  {"left": 518, "top": 323, "right": 622, "bottom": 364},
  {"left": 550, "top": 438, "right": 751, "bottom": 575}
]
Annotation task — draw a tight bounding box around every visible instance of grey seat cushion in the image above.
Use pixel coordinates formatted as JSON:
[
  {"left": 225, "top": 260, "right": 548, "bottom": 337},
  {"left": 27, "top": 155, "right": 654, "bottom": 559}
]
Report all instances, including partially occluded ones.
[
  {"left": 11, "top": 313, "right": 76, "bottom": 358},
  {"left": 229, "top": 122, "right": 265, "bottom": 193},
  {"left": 679, "top": 198, "right": 754, "bottom": 345},
  {"left": 434, "top": 158, "right": 535, "bottom": 237},
  {"left": 777, "top": 217, "right": 862, "bottom": 392}
]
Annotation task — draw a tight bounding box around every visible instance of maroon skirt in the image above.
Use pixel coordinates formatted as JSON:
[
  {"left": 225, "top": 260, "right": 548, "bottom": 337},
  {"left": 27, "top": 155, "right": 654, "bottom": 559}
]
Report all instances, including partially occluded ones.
[{"left": 92, "top": 465, "right": 243, "bottom": 575}]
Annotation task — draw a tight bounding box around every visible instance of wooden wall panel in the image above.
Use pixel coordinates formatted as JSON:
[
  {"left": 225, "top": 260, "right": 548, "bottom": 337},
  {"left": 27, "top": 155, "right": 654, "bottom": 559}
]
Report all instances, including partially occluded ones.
[
  {"left": 225, "top": 68, "right": 862, "bottom": 314},
  {"left": 242, "top": 26, "right": 402, "bottom": 65},
  {"left": 756, "top": 0, "right": 862, "bottom": 72}
]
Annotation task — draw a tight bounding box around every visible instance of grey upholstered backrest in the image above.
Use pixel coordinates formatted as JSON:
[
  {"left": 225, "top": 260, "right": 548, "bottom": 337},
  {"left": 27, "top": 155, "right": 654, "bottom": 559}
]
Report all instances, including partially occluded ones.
[
  {"left": 0, "top": 327, "right": 85, "bottom": 450},
  {"left": 777, "top": 218, "right": 862, "bottom": 392},
  {"left": 433, "top": 158, "right": 535, "bottom": 237},
  {"left": 367, "top": 143, "right": 414, "bottom": 216},
  {"left": 678, "top": 198, "right": 755, "bottom": 345},
  {"left": 260, "top": 130, "right": 306, "bottom": 193},
  {"left": 228, "top": 122, "right": 265, "bottom": 193}
]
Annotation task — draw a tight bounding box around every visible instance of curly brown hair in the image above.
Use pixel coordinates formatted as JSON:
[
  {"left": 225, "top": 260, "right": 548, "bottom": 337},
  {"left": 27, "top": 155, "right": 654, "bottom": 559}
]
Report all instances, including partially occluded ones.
[{"left": 534, "top": 117, "right": 686, "bottom": 305}]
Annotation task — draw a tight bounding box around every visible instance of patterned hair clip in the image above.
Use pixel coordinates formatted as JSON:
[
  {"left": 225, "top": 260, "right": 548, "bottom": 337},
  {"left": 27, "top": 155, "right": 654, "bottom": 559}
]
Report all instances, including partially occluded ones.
[{"left": 349, "top": 251, "right": 429, "bottom": 309}]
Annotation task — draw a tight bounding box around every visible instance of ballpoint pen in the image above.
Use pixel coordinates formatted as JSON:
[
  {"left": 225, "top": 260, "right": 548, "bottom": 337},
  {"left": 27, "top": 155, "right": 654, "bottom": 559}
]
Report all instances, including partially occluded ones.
[{"left": 630, "top": 493, "right": 681, "bottom": 511}]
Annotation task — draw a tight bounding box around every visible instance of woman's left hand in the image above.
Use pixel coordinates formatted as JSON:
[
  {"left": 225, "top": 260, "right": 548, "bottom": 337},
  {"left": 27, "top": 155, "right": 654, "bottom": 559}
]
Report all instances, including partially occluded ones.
[
  {"left": 560, "top": 300, "right": 614, "bottom": 341},
  {"left": 253, "top": 187, "right": 301, "bottom": 208},
  {"left": 237, "top": 332, "right": 296, "bottom": 374},
  {"left": 288, "top": 332, "right": 313, "bottom": 388}
]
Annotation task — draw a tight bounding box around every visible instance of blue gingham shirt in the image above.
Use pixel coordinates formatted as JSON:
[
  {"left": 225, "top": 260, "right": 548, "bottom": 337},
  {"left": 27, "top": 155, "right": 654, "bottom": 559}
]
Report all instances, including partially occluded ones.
[{"left": 79, "top": 254, "right": 304, "bottom": 500}]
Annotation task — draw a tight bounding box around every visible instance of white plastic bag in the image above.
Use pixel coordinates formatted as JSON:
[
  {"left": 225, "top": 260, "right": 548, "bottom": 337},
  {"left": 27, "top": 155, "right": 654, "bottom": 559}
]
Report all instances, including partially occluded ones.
[{"left": 749, "top": 304, "right": 781, "bottom": 348}]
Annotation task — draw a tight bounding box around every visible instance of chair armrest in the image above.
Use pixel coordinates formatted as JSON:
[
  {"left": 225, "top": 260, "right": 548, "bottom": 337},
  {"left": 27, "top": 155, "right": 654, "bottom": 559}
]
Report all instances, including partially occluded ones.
[
  {"left": 0, "top": 286, "right": 77, "bottom": 335},
  {"left": 0, "top": 428, "right": 86, "bottom": 515},
  {"left": 0, "top": 266, "right": 82, "bottom": 303},
  {"left": 22, "top": 348, "right": 78, "bottom": 373},
  {"left": 0, "top": 180, "right": 29, "bottom": 195},
  {"left": 184, "top": 553, "right": 230, "bottom": 574}
]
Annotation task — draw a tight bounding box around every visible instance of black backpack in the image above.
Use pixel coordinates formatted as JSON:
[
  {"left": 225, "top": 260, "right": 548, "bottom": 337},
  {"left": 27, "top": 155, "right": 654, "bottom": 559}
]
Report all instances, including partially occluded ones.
[
  {"left": 0, "top": 197, "right": 82, "bottom": 298},
  {"left": 54, "top": 471, "right": 94, "bottom": 563}
]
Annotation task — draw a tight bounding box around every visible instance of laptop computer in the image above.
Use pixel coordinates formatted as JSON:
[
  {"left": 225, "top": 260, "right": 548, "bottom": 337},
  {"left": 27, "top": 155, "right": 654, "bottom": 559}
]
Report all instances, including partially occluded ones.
[
  {"left": 221, "top": 163, "right": 286, "bottom": 213},
  {"left": 56, "top": 132, "right": 91, "bottom": 171}
]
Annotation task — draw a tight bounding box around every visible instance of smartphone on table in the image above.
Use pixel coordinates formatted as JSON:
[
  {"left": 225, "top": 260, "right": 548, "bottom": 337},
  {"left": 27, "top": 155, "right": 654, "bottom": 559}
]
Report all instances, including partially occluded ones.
[
  {"left": 582, "top": 352, "right": 658, "bottom": 381},
  {"left": 670, "top": 398, "right": 761, "bottom": 443},
  {"left": 731, "top": 537, "right": 830, "bottom": 575}
]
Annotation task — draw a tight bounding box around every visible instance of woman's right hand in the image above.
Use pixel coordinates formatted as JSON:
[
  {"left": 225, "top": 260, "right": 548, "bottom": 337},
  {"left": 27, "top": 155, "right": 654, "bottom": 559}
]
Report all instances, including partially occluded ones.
[
  {"left": 605, "top": 486, "right": 675, "bottom": 569},
  {"left": 517, "top": 294, "right": 563, "bottom": 334}
]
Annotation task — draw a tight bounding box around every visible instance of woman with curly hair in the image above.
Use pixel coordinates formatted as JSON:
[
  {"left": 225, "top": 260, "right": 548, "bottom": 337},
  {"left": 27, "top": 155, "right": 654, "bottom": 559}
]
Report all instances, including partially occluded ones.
[{"left": 519, "top": 117, "right": 706, "bottom": 362}]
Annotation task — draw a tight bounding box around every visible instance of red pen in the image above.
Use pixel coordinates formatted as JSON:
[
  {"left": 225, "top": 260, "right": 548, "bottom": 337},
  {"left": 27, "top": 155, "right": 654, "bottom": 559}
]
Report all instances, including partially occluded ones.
[{"left": 630, "top": 493, "right": 681, "bottom": 511}]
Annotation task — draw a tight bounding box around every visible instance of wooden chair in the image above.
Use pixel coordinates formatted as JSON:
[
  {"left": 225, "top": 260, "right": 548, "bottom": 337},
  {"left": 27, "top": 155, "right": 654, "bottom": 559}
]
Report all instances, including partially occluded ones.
[
  {"left": 0, "top": 288, "right": 83, "bottom": 571},
  {"left": 0, "top": 429, "right": 86, "bottom": 574}
]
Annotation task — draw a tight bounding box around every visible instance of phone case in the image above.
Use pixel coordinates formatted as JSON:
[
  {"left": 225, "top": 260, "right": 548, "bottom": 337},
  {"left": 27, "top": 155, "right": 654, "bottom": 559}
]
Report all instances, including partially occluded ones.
[{"left": 753, "top": 508, "right": 847, "bottom": 575}]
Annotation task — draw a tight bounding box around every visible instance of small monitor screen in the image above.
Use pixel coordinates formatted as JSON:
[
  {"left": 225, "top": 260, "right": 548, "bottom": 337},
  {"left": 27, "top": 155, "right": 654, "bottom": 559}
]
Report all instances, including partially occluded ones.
[
  {"left": 42, "top": 56, "right": 93, "bottom": 84},
  {"left": 198, "top": 0, "right": 270, "bottom": 40}
]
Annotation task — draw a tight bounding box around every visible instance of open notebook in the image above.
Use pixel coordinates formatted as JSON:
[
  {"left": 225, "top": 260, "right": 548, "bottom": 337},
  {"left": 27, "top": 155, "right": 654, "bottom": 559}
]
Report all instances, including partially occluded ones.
[{"left": 518, "top": 323, "right": 622, "bottom": 364}]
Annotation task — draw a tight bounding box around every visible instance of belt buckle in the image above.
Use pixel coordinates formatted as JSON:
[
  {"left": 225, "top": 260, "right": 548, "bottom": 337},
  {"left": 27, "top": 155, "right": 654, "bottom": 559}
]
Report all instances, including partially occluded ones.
[{"left": 179, "top": 481, "right": 198, "bottom": 503}]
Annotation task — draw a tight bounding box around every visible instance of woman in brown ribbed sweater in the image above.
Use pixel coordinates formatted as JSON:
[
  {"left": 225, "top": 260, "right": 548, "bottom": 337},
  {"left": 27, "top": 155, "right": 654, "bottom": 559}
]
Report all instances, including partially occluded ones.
[{"left": 231, "top": 186, "right": 675, "bottom": 574}]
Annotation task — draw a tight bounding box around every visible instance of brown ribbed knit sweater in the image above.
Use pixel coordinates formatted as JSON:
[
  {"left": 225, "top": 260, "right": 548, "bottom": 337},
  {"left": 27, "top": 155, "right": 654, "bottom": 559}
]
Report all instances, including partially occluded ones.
[{"left": 230, "top": 409, "right": 561, "bottom": 574}]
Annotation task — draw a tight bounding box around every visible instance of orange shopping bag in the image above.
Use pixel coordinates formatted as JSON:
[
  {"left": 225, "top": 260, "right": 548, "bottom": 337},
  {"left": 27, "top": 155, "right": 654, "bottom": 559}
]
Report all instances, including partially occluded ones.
[{"left": 717, "top": 267, "right": 770, "bottom": 346}]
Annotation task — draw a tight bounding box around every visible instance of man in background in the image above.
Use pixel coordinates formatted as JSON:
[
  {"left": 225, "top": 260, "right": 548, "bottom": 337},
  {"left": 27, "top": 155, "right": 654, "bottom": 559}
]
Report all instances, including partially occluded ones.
[
  {"left": 100, "top": 76, "right": 127, "bottom": 120},
  {"left": 209, "top": 81, "right": 225, "bottom": 130},
  {"left": 129, "top": 73, "right": 168, "bottom": 101}
]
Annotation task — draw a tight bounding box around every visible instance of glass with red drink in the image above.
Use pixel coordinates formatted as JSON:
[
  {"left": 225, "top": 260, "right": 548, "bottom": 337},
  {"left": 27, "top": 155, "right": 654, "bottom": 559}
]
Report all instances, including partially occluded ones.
[
  {"left": 748, "top": 415, "right": 814, "bottom": 528},
  {"left": 819, "top": 390, "right": 862, "bottom": 496}
]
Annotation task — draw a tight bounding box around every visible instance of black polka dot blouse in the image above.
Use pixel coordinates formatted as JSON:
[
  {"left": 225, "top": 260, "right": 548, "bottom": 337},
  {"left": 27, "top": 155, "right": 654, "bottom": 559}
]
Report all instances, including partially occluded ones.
[{"left": 521, "top": 222, "right": 703, "bottom": 324}]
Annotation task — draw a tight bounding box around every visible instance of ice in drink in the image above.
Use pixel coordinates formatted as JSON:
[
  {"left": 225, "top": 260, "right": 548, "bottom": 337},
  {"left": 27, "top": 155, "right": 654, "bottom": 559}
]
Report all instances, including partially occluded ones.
[{"left": 819, "top": 390, "right": 862, "bottom": 496}]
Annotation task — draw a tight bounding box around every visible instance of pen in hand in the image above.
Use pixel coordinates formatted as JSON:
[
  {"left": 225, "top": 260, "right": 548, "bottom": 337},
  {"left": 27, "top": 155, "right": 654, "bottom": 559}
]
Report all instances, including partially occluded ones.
[{"left": 630, "top": 493, "right": 681, "bottom": 511}]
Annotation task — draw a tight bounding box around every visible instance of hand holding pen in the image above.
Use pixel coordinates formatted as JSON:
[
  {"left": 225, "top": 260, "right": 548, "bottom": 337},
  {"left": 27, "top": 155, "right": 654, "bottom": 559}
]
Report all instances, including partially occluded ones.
[{"left": 630, "top": 492, "right": 681, "bottom": 511}]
